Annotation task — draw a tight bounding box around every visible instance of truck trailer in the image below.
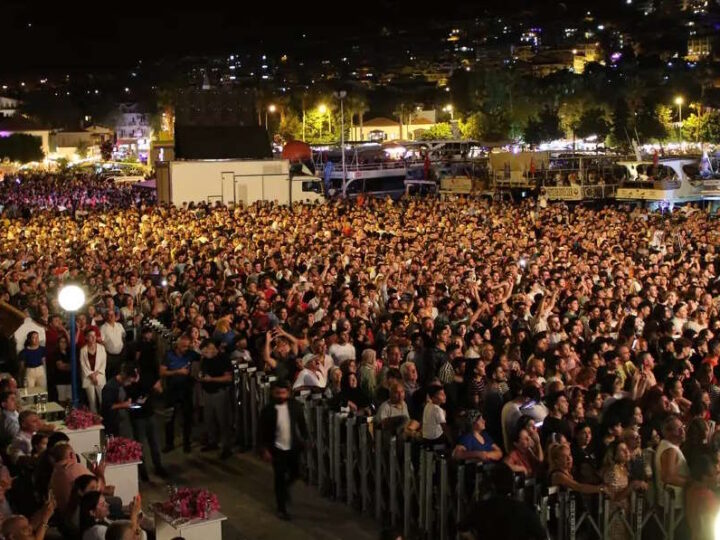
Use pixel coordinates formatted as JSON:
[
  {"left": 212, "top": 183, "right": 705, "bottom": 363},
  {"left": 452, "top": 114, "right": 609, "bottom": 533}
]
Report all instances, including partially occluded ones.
[{"left": 155, "top": 159, "right": 325, "bottom": 206}]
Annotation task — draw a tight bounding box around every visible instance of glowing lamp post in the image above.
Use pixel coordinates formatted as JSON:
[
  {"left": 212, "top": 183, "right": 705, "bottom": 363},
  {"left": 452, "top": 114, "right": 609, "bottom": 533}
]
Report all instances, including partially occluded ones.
[
  {"left": 674, "top": 96, "right": 684, "bottom": 141},
  {"left": 265, "top": 104, "right": 277, "bottom": 130},
  {"left": 318, "top": 104, "right": 328, "bottom": 140},
  {"left": 58, "top": 285, "right": 85, "bottom": 407}
]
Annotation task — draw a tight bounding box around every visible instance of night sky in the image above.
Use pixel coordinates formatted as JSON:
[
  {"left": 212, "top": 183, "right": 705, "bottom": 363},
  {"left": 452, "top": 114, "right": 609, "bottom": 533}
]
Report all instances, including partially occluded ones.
[{"left": 2, "top": 0, "right": 600, "bottom": 73}]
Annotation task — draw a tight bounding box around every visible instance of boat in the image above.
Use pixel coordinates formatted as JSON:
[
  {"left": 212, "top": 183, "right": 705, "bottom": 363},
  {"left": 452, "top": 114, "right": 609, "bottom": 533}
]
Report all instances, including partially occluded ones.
[
  {"left": 315, "top": 140, "right": 489, "bottom": 199},
  {"left": 314, "top": 144, "right": 408, "bottom": 198},
  {"left": 403, "top": 140, "right": 489, "bottom": 196},
  {"left": 490, "top": 151, "right": 626, "bottom": 201},
  {"left": 683, "top": 152, "right": 720, "bottom": 199},
  {"left": 614, "top": 157, "right": 704, "bottom": 205}
]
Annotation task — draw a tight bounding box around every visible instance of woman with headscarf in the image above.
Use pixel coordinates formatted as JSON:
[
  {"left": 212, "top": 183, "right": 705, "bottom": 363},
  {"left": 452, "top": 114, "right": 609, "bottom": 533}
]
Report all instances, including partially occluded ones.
[
  {"left": 339, "top": 372, "right": 372, "bottom": 415},
  {"left": 358, "top": 348, "right": 379, "bottom": 401}
]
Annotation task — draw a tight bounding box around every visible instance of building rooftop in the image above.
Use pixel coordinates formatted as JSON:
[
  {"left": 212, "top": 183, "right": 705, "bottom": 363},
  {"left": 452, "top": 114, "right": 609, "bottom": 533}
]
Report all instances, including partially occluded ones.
[{"left": 363, "top": 117, "right": 399, "bottom": 127}]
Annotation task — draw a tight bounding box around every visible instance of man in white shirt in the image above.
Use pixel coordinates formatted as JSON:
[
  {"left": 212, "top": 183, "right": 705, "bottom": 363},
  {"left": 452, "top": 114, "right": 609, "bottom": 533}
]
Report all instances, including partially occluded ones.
[
  {"left": 292, "top": 354, "right": 326, "bottom": 391},
  {"left": 328, "top": 328, "right": 356, "bottom": 365},
  {"left": 100, "top": 311, "right": 126, "bottom": 378},
  {"left": 309, "top": 336, "right": 334, "bottom": 379},
  {"left": 422, "top": 385, "right": 451, "bottom": 446},
  {"left": 0, "top": 392, "right": 20, "bottom": 446},
  {"left": 8, "top": 411, "right": 40, "bottom": 464},
  {"left": 125, "top": 274, "right": 145, "bottom": 299},
  {"left": 671, "top": 303, "right": 688, "bottom": 337},
  {"left": 259, "top": 381, "right": 308, "bottom": 520}
]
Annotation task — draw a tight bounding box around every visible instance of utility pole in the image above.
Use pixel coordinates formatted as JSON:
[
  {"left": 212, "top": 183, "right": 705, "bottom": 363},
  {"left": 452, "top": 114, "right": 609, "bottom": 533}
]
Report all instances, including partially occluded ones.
[{"left": 334, "top": 91, "right": 348, "bottom": 189}]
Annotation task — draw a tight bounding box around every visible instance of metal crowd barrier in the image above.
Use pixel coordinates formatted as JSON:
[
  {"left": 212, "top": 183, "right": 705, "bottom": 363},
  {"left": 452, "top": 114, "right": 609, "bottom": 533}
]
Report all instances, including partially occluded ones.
[{"left": 232, "top": 368, "right": 690, "bottom": 539}]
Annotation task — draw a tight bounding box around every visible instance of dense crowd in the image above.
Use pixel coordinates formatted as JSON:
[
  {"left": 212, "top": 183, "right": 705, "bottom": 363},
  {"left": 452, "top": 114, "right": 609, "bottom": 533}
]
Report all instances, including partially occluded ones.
[
  {"left": 1, "top": 175, "right": 720, "bottom": 538},
  {"left": 0, "top": 172, "right": 154, "bottom": 217}
]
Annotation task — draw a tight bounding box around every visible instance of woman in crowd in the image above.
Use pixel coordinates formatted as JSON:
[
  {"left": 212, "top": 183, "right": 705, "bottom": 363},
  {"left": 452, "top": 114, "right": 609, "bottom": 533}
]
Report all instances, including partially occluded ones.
[
  {"left": 682, "top": 417, "right": 710, "bottom": 470},
  {"left": 79, "top": 491, "right": 143, "bottom": 540},
  {"left": 505, "top": 424, "right": 543, "bottom": 478},
  {"left": 79, "top": 330, "right": 107, "bottom": 413},
  {"left": 339, "top": 372, "right": 372, "bottom": 415},
  {"left": 19, "top": 331, "right": 47, "bottom": 390},
  {"left": 685, "top": 452, "right": 720, "bottom": 540},
  {"left": 462, "top": 358, "right": 485, "bottom": 409},
  {"left": 358, "top": 348, "right": 379, "bottom": 400},
  {"left": 548, "top": 443, "right": 606, "bottom": 495},
  {"left": 324, "top": 366, "right": 343, "bottom": 404},
  {"left": 52, "top": 335, "right": 72, "bottom": 403},
  {"left": 601, "top": 441, "right": 648, "bottom": 540},
  {"left": 452, "top": 411, "right": 503, "bottom": 463},
  {"left": 63, "top": 475, "right": 99, "bottom": 535}
]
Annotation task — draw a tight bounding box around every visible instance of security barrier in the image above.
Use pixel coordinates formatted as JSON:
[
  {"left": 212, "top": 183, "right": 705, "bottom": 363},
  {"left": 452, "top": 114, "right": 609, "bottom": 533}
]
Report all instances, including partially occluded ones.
[{"left": 231, "top": 363, "right": 691, "bottom": 539}]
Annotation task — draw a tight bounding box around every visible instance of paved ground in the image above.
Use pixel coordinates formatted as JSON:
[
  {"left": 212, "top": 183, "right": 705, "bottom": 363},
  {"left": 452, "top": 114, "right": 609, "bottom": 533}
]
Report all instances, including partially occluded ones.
[{"left": 137, "top": 443, "right": 380, "bottom": 540}]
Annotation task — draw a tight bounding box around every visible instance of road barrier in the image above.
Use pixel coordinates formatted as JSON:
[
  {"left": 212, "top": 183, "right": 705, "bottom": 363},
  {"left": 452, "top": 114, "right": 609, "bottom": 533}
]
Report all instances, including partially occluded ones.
[{"left": 232, "top": 363, "right": 689, "bottom": 539}]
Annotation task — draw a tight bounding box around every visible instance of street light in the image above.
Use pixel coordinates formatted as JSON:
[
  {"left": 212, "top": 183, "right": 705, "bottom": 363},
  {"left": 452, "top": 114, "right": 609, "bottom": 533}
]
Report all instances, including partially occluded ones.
[
  {"left": 58, "top": 284, "right": 85, "bottom": 407},
  {"left": 674, "top": 96, "right": 684, "bottom": 122},
  {"left": 318, "top": 104, "right": 328, "bottom": 140},
  {"left": 444, "top": 104, "right": 454, "bottom": 121},
  {"left": 674, "top": 96, "right": 684, "bottom": 141},
  {"left": 265, "top": 104, "right": 277, "bottom": 130}
]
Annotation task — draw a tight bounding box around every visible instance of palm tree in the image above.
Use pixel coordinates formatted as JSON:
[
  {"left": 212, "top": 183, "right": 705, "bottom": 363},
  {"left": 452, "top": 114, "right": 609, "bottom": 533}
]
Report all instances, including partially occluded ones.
[
  {"left": 394, "top": 102, "right": 412, "bottom": 140},
  {"left": 345, "top": 94, "right": 369, "bottom": 141}
]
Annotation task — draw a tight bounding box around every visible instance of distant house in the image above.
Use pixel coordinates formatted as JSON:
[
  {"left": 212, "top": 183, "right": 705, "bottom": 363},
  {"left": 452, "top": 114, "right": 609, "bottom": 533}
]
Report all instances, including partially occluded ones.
[
  {"left": 352, "top": 110, "right": 439, "bottom": 141},
  {"left": 115, "top": 103, "right": 152, "bottom": 160},
  {"left": 354, "top": 117, "right": 401, "bottom": 141},
  {"left": 0, "top": 117, "right": 53, "bottom": 157},
  {"left": 686, "top": 36, "right": 712, "bottom": 62},
  {"left": 51, "top": 125, "right": 114, "bottom": 159},
  {"left": 0, "top": 96, "right": 20, "bottom": 118}
]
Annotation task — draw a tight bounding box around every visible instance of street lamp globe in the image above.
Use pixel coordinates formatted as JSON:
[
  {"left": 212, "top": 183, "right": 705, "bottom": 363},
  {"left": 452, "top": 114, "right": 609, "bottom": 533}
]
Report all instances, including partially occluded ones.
[
  {"left": 58, "top": 285, "right": 85, "bottom": 312},
  {"left": 318, "top": 104, "right": 328, "bottom": 114},
  {"left": 268, "top": 104, "right": 277, "bottom": 113},
  {"left": 674, "top": 96, "right": 684, "bottom": 106}
]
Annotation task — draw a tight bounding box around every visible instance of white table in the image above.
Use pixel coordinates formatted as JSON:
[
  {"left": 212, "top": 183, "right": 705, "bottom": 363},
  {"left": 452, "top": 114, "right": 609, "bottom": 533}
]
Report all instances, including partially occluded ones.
[
  {"left": 82, "top": 452, "right": 141, "bottom": 505},
  {"left": 21, "top": 401, "right": 65, "bottom": 420},
  {"left": 18, "top": 387, "right": 47, "bottom": 399},
  {"left": 58, "top": 424, "right": 103, "bottom": 456},
  {"left": 154, "top": 510, "right": 226, "bottom": 540}
]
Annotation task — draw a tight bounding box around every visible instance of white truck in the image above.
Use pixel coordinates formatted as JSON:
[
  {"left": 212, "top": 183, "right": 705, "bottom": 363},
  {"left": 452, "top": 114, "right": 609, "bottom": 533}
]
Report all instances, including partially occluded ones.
[{"left": 155, "top": 159, "right": 325, "bottom": 206}]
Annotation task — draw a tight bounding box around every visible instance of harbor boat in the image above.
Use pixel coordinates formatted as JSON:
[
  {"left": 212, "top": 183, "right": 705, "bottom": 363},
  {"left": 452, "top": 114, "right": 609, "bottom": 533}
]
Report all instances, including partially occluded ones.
[
  {"left": 614, "top": 157, "right": 704, "bottom": 205},
  {"left": 404, "top": 140, "right": 489, "bottom": 195},
  {"left": 315, "top": 140, "right": 489, "bottom": 198},
  {"left": 315, "top": 144, "right": 408, "bottom": 198},
  {"left": 491, "top": 151, "right": 625, "bottom": 201},
  {"left": 685, "top": 152, "right": 720, "bottom": 199}
]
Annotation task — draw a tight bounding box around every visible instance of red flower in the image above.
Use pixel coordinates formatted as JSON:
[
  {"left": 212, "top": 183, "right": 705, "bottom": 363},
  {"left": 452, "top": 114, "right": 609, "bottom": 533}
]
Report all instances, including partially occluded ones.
[
  {"left": 105, "top": 437, "right": 143, "bottom": 463},
  {"left": 65, "top": 408, "right": 103, "bottom": 430},
  {"left": 159, "top": 487, "right": 220, "bottom": 520}
]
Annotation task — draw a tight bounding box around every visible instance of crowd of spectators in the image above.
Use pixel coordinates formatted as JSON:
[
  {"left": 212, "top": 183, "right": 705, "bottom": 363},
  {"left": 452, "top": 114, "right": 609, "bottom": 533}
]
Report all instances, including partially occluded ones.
[
  {"left": 0, "top": 172, "right": 154, "bottom": 218},
  {"left": 0, "top": 178, "right": 720, "bottom": 538}
]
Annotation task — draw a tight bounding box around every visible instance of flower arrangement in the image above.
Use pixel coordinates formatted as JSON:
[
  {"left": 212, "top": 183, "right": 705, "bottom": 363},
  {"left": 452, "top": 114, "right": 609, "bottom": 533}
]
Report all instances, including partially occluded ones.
[
  {"left": 105, "top": 437, "right": 143, "bottom": 464},
  {"left": 159, "top": 487, "right": 221, "bottom": 520},
  {"left": 65, "top": 408, "right": 103, "bottom": 430}
]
